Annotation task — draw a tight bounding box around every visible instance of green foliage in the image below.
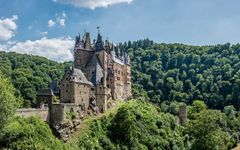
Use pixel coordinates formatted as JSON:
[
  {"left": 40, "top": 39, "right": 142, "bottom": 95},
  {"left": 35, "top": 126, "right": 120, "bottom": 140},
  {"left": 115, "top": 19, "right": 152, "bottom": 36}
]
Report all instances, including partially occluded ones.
[
  {"left": 188, "top": 100, "right": 207, "bottom": 119},
  {"left": 0, "top": 51, "right": 72, "bottom": 107},
  {"left": 66, "top": 108, "right": 76, "bottom": 120},
  {"left": 0, "top": 71, "right": 18, "bottom": 130},
  {"left": 124, "top": 41, "right": 240, "bottom": 109},
  {"left": 78, "top": 100, "right": 187, "bottom": 150},
  {"left": 0, "top": 116, "right": 66, "bottom": 150},
  {"left": 187, "top": 110, "right": 230, "bottom": 150},
  {"left": 132, "top": 84, "right": 149, "bottom": 100}
]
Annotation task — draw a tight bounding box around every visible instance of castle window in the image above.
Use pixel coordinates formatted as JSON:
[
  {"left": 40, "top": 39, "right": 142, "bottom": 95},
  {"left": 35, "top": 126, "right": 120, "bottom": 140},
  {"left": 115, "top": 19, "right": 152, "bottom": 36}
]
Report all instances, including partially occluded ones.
[
  {"left": 84, "top": 85, "right": 86, "bottom": 88},
  {"left": 82, "top": 99, "right": 83, "bottom": 102},
  {"left": 85, "top": 92, "right": 86, "bottom": 94},
  {"left": 91, "top": 88, "right": 94, "bottom": 91}
]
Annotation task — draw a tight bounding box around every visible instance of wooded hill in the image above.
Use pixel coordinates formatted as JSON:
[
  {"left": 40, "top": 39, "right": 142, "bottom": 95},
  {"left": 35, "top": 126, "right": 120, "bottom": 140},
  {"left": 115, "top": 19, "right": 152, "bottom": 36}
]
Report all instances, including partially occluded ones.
[{"left": 1, "top": 40, "right": 240, "bottom": 110}]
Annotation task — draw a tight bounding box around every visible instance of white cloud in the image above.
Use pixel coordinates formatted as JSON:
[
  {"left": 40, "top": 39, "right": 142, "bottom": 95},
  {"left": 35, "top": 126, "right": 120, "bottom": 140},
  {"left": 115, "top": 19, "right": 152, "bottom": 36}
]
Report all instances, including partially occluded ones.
[
  {"left": 53, "top": 0, "right": 133, "bottom": 9},
  {"left": 57, "top": 18, "right": 65, "bottom": 26},
  {"left": 48, "top": 11, "right": 66, "bottom": 27},
  {"left": 7, "top": 37, "right": 74, "bottom": 62},
  {"left": 48, "top": 19, "right": 56, "bottom": 27},
  {"left": 39, "top": 31, "right": 48, "bottom": 36},
  {"left": 0, "top": 15, "right": 18, "bottom": 41}
]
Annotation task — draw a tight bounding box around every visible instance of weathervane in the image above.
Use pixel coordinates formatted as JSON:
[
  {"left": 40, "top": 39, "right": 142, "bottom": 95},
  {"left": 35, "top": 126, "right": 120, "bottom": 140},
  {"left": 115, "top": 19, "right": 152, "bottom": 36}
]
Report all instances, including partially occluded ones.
[{"left": 97, "top": 26, "right": 100, "bottom": 34}]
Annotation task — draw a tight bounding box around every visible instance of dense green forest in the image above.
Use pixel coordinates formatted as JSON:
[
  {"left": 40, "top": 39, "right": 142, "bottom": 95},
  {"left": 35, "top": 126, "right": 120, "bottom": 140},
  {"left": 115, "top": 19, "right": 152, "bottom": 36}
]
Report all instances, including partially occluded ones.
[
  {"left": 2, "top": 41, "right": 240, "bottom": 110},
  {"left": 0, "top": 51, "right": 72, "bottom": 107},
  {"left": 0, "top": 57, "right": 240, "bottom": 149},
  {"left": 123, "top": 40, "right": 240, "bottom": 110},
  {"left": 75, "top": 100, "right": 240, "bottom": 150},
  {"left": 1, "top": 41, "right": 240, "bottom": 149}
]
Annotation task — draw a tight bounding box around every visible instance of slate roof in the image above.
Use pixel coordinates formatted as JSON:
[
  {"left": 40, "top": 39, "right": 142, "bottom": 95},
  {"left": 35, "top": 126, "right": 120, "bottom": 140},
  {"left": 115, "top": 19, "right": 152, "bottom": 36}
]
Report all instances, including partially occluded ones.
[
  {"left": 37, "top": 89, "right": 54, "bottom": 96},
  {"left": 50, "top": 80, "right": 59, "bottom": 94},
  {"left": 91, "top": 61, "right": 104, "bottom": 85},
  {"left": 71, "top": 68, "right": 93, "bottom": 86},
  {"left": 95, "top": 33, "right": 104, "bottom": 51},
  {"left": 85, "top": 53, "right": 104, "bottom": 85},
  {"left": 86, "top": 53, "right": 103, "bottom": 68}
]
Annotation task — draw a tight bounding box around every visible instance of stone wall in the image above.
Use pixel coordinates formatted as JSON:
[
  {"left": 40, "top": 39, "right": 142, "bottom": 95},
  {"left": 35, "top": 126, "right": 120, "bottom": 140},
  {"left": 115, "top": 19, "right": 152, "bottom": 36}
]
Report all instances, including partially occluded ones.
[
  {"left": 50, "top": 103, "right": 81, "bottom": 126},
  {"left": 60, "top": 71, "right": 75, "bottom": 103},
  {"left": 16, "top": 108, "right": 49, "bottom": 122},
  {"left": 74, "top": 83, "right": 91, "bottom": 110}
]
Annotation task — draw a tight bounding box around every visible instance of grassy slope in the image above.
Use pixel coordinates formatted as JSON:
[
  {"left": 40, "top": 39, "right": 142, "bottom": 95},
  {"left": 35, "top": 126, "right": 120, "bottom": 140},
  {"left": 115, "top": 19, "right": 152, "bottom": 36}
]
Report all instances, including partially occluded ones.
[{"left": 66, "top": 100, "right": 126, "bottom": 146}]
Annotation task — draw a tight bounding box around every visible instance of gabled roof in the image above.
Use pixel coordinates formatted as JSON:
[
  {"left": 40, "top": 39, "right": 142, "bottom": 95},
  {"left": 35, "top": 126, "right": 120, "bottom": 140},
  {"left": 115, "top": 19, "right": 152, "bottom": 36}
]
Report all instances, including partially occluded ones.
[
  {"left": 85, "top": 53, "right": 103, "bottom": 69},
  {"left": 71, "top": 68, "right": 93, "bottom": 86}
]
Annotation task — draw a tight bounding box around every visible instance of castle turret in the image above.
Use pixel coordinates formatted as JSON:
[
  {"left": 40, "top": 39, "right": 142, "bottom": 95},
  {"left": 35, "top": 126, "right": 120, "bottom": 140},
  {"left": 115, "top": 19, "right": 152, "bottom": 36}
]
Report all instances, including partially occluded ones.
[
  {"left": 74, "top": 33, "right": 94, "bottom": 70},
  {"left": 85, "top": 32, "right": 91, "bottom": 50},
  {"left": 95, "top": 28, "right": 104, "bottom": 51}
]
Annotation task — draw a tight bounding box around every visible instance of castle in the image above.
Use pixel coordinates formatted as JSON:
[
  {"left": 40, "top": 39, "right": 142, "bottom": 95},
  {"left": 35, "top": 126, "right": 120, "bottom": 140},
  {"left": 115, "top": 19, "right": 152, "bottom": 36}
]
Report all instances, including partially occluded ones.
[
  {"left": 17, "top": 30, "right": 132, "bottom": 129},
  {"left": 60, "top": 30, "right": 132, "bottom": 112}
]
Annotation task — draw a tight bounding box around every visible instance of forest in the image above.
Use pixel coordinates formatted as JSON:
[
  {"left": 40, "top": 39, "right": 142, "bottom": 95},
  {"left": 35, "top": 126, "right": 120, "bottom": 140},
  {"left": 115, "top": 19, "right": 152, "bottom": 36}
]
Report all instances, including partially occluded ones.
[
  {"left": 0, "top": 51, "right": 72, "bottom": 107},
  {"left": 2, "top": 41, "right": 240, "bottom": 110},
  {"left": 123, "top": 40, "right": 240, "bottom": 110},
  {"left": 1, "top": 40, "right": 240, "bottom": 149}
]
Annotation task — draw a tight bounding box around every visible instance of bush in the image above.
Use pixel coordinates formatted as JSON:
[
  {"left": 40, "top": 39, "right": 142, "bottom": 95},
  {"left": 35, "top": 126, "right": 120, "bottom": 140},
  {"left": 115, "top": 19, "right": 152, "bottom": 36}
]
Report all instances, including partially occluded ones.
[{"left": 0, "top": 116, "right": 66, "bottom": 150}]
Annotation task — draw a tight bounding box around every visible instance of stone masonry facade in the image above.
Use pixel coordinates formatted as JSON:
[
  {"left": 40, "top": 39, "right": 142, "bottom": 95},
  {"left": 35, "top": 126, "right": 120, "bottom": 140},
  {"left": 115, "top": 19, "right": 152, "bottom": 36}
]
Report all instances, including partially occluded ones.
[
  {"left": 60, "top": 31, "right": 132, "bottom": 112},
  {"left": 18, "top": 30, "right": 132, "bottom": 137}
]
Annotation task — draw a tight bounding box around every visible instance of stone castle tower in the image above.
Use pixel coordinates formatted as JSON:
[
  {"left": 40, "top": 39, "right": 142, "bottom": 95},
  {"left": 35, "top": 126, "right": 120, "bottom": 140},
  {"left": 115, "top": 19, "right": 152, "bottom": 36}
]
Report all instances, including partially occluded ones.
[{"left": 60, "top": 30, "right": 132, "bottom": 112}]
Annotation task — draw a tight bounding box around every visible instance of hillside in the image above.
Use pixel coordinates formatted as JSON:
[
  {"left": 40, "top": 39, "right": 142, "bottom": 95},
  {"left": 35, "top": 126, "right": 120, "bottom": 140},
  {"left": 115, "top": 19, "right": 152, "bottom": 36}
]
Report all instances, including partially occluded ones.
[
  {"left": 67, "top": 99, "right": 240, "bottom": 150},
  {"left": 0, "top": 51, "right": 72, "bottom": 107},
  {"left": 2, "top": 41, "right": 240, "bottom": 110},
  {"left": 123, "top": 40, "right": 240, "bottom": 110}
]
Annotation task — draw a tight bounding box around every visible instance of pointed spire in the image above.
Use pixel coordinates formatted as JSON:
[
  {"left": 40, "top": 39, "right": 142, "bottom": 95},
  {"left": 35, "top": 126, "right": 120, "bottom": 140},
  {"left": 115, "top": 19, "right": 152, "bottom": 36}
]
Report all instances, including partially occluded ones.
[
  {"left": 74, "top": 33, "right": 84, "bottom": 49},
  {"left": 95, "top": 26, "right": 104, "bottom": 51}
]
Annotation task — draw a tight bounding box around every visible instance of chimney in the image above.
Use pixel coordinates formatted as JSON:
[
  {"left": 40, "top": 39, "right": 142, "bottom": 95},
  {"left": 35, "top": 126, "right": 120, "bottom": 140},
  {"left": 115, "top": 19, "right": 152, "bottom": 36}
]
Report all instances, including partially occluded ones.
[{"left": 85, "top": 32, "right": 91, "bottom": 50}]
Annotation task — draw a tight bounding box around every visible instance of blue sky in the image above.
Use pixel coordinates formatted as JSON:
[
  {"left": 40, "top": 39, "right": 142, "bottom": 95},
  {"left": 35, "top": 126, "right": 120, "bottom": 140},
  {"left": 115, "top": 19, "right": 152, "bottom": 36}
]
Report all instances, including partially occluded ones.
[{"left": 1, "top": 0, "right": 240, "bottom": 61}]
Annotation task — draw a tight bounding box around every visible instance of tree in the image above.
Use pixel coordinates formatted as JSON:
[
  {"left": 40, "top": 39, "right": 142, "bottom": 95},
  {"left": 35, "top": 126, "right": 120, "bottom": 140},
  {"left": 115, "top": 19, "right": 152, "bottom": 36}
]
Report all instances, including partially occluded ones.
[
  {"left": 187, "top": 110, "right": 230, "bottom": 150},
  {"left": 0, "top": 116, "right": 66, "bottom": 150},
  {"left": 0, "top": 71, "right": 17, "bottom": 130}
]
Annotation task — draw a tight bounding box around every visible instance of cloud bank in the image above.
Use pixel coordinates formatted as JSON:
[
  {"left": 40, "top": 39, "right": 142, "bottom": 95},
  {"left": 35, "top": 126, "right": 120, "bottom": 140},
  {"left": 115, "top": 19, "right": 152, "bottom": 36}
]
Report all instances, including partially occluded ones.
[
  {"left": 6, "top": 37, "right": 74, "bottom": 62},
  {"left": 0, "top": 15, "right": 18, "bottom": 41},
  {"left": 53, "top": 0, "right": 133, "bottom": 9}
]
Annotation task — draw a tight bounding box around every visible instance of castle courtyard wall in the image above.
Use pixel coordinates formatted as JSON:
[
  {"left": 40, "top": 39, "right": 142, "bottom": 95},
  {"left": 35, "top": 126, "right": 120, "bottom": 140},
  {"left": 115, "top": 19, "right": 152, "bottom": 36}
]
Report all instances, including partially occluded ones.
[{"left": 16, "top": 108, "right": 49, "bottom": 122}]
